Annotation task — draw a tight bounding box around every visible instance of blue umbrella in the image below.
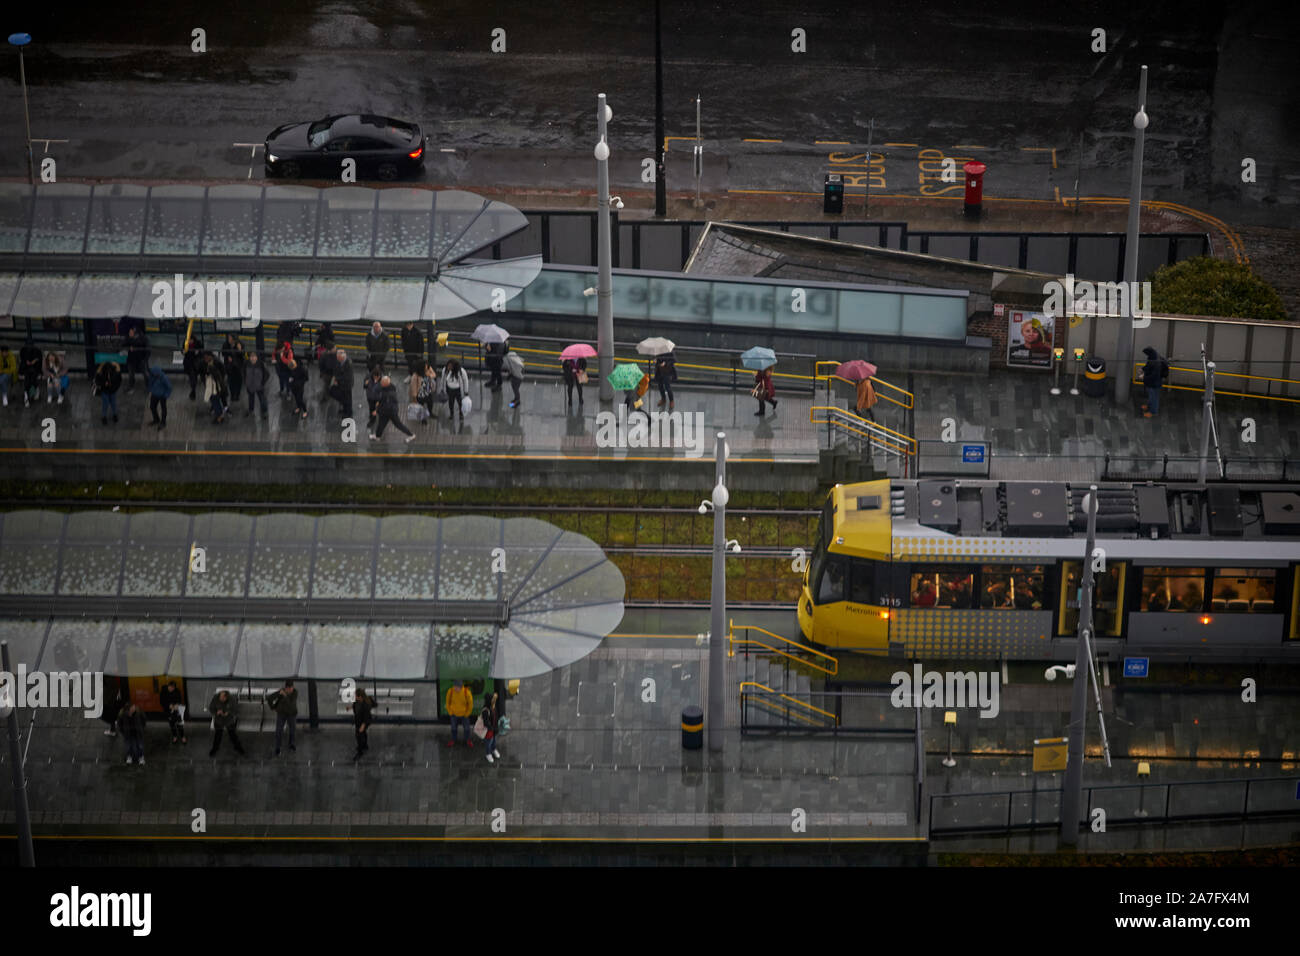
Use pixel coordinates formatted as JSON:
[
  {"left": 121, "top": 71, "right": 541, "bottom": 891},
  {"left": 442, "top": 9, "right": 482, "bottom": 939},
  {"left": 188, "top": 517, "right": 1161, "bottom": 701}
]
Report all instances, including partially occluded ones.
[{"left": 741, "top": 346, "right": 777, "bottom": 371}]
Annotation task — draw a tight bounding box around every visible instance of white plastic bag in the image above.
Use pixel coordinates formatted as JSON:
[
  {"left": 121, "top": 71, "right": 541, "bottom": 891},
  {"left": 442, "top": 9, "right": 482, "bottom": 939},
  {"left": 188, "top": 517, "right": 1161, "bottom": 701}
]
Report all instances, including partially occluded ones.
[{"left": 461, "top": 395, "right": 473, "bottom": 416}]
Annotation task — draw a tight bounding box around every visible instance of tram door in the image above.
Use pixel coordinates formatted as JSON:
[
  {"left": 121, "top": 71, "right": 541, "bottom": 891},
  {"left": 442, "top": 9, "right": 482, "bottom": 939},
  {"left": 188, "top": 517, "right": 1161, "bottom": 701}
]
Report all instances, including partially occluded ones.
[{"left": 1057, "top": 561, "right": 1126, "bottom": 637}]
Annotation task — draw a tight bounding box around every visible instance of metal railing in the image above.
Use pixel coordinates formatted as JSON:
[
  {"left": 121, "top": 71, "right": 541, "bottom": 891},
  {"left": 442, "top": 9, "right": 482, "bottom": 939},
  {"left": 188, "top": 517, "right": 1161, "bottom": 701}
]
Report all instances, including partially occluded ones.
[
  {"left": 810, "top": 405, "right": 917, "bottom": 474},
  {"left": 1130, "top": 362, "right": 1300, "bottom": 405},
  {"left": 727, "top": 620, "right": 839, "bottom": 676},
  {"left": 1102, "top": 454, "right": 1294, "bottom": 482},
  {"left": 739, "top": 682, "right": 838, "bottom": 728},
  {"left": 928, "top": 775, "right": 1300, "bottom": 835},
  {"left": 814, "top": 360, "right": 914, "bottom": 410}
]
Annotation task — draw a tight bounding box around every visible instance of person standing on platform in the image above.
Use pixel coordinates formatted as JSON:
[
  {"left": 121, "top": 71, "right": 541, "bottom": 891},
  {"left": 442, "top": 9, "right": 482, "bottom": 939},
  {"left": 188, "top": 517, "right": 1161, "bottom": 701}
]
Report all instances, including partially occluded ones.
[
  {"left": 506, "top": 352, "right": 524, "bottom": 409},
  {"left": 370, "top": 375, "right": 416, "bottom": 442},
  {"left": 208, "top": 689, "right": 246, "bottom": 757},
  {"left": 125, "top": 325, "right": 150, "bottom": 393},
  {"left": 352, "top": 688, "right": 373, "bottom": 761},
  {"left": 273, "top": 337, "right": 294, "bottom": 398},
  {"left": 93, "top": 360, "right": 123, "bottom": 425},
  {"left": 183, "top": 336, "right": 205, "bottom": 400},
  {"left": 364, "top": 366, "right": 384, "bottom": 431},
  {"left": 100, "top": 684, "right": 124, "bottom": 737},
  {"left": 445, "top": 679, "right": 475, "bottom": 748},
  {"left": 752, "top": 366, "right": 778, "bottom": 417},
  {"left": 18, "top": 340, "right": 42, "bottom": 407},
  {"left": 561, "top": 357, "right": 586, "bottom": 410},
  {"left": 855, "top": 377, "right": 878, "bottom": 423},
  {"left": 287, "top": 355, "right": 309, "bottom": 420},
  {"left": 365, "top": 322, "right": 390, "bottom": 373},
  {"left": 117, "top": 702, "right": 147, "bottom": 765},
  {"left": 43, "top": 350, "right": 69, "bottom": 405},
  {"left": 268, "top": 679, "right": 298, "bottom": 756},
  {"left": 411, "top": 360, "right": 437, "bottom": 424},
  {"left": 481, "top": 692, "right": 502, "bottom": 764},
  {"left": 401, "top": 320, "right": 424, "bottom": 375},
  {"left": 1141, "top": 346, "right": 1169, "bottom": 418},
  {"left": 653, "top": 353, "right": 676, "bottom": 409},
  {"left": 202, "top": 351, "right": 229, "bottom": 424},
  {"left": 328, "top": 349, "right": 355, "bottom": 419},
  {"left": 484, "top": 341, "right": 504, "bottom": 391},
  {"left": 0, "top": 345, "right": 16, "bottom": 406},
  {"left": 159, "top": 679, "right": 186, "bottom": 744},
  {"left": 443, "top": 359, "right": 469, "bottom": 426},
  {"left": 222, "top": 333, "right": 245, "bottom": 403},
  {"left": 147, "top": 365, "right": 172, "bottom": 430},
  {"left": 244, "top": 351, "right": 269, "bottom": 420},
  {"left": 316, "top": 346, "right": 339, "bottom": 406}
]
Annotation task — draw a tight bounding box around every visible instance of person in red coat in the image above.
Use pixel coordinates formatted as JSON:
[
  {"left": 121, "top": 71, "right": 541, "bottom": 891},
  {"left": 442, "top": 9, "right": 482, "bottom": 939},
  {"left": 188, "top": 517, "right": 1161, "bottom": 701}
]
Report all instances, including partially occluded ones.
[{"left": 753, "top": 367, "right": 778, "bottom": 417}]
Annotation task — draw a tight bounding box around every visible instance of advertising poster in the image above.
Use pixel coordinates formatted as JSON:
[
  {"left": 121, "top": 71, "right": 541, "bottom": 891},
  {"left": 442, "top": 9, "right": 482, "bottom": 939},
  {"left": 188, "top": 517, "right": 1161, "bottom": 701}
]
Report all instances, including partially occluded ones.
[{"left": 1006, "top": 310, "right": 1054, "bottom": 368}]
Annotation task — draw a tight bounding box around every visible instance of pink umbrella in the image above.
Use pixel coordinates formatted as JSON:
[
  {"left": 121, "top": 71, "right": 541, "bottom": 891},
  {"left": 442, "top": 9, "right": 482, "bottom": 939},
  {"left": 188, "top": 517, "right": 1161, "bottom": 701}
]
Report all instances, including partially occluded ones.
[
  {"left": 560, "top": 343, "right": 597, "bottom": 361},
  {"left": 834, "top": 359, "right": 878, "bottom": 381}
]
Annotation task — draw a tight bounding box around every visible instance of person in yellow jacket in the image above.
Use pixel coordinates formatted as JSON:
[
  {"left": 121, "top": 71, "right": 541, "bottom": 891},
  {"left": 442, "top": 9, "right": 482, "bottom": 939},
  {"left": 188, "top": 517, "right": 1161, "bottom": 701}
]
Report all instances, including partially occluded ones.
[
  {"left": 445, "top": 679, "right": 476, "bottom": 748},
  {"left": 855, "top": 377, "right": 879, "bottom": 423}
]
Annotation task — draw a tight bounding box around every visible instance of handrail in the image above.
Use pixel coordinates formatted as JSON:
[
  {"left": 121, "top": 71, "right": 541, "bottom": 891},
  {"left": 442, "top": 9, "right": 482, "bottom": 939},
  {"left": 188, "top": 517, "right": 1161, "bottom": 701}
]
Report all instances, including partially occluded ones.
[
  {"left": 728, "top": 620, "right": 839, "bottom": 676},
  {"left": 810, "top": 405, "right": 917, "bottom": 458},
  {"left": 739, "top": 681, "right": 838, "bottom": 725},
  {"left": 1129, "top": 362, "right": 1300, "bottom": 405},
  {"left": 815, "top": 360, "right": 914, "bottom": 409}
]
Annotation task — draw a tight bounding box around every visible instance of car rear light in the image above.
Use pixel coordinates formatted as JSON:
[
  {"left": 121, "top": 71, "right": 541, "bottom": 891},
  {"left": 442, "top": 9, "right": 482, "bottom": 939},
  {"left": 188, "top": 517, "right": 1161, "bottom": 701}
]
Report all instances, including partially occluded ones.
[{"left": 408, "top": 145, "right": 423, "bottom": 159}]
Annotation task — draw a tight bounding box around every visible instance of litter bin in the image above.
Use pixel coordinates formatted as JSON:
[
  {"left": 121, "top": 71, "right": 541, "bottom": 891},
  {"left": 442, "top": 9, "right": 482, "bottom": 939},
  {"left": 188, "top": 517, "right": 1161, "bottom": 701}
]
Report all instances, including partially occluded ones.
[
  {"left": 823, "top": 174, "right": 843, "bottom": 214},
  {"left": 681, "top": 705, "right": 703, "bottom": 749},
  {"left": 963, "top": 161, "right": 987, "bottom": 218},
  {"left": 1082, "top": 355, "right": 1107, "bottom": 397}
]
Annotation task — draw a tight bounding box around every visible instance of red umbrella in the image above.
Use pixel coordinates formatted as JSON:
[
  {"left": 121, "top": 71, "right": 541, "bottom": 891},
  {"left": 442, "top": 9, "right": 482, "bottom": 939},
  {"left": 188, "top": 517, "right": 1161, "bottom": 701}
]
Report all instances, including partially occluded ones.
[{"left": 834, "top": 360, "right": 877, "bottom": 381}]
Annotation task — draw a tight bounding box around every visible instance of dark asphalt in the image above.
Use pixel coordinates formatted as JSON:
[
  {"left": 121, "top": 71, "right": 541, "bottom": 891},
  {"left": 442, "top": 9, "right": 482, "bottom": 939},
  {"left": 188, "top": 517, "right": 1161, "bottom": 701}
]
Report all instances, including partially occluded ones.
[{"left": 0, "top": 1, "right": 1294, "bottom": 228}]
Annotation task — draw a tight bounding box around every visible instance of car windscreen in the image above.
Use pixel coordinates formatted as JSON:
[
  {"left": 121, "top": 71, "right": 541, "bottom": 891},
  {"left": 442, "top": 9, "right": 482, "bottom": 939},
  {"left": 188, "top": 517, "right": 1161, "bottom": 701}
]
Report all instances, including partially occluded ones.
[{"left": 307, "top": 120, "right": 335, "bottom": 149}]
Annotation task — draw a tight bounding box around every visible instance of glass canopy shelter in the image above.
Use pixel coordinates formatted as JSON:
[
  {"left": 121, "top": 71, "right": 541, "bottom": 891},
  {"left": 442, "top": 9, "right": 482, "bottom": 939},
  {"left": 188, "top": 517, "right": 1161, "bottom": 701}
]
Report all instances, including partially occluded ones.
[
  {"left": 0, "top": 511, "right": 624, "bottom": 680},
  {"left": 0, "top": 183, "right": 543, "bottom": 322}
]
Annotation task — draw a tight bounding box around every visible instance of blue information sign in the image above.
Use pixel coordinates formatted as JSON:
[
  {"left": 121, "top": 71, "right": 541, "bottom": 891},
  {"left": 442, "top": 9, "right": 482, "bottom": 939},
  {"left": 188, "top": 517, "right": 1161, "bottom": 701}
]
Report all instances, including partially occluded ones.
[
  {"left": 1123, "top": 657, "right": 1149, "bottom": 679},
  {"left": 962, "top": 444, "right": 985, "bottom": 464}
]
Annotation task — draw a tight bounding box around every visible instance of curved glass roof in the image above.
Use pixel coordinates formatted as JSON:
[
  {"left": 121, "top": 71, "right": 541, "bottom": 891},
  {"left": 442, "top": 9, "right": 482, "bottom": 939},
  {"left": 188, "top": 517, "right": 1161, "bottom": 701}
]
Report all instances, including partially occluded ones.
[
  {"left": 0, "top": 511, "right": 624, "bottom": 680},
  {"left": 0, "top": 183, "right": 542, "bottom": 322}
]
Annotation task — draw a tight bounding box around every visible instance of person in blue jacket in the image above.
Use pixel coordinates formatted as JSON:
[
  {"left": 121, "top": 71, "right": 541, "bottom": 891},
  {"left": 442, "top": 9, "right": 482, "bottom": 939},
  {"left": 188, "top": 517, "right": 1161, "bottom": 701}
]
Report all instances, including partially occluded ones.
[{"left": 147, "top": 366, "right": 172, "bottom": 429}]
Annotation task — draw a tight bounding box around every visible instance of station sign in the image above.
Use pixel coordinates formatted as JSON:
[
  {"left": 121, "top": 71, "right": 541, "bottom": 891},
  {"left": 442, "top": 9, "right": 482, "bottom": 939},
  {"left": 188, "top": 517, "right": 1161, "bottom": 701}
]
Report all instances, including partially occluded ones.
[
  {"left": 961, "top": 444, "right": 986, "bottom": 464},
  {"left": 1123, "top": 657, "right": 1149, "bottom": 678}
]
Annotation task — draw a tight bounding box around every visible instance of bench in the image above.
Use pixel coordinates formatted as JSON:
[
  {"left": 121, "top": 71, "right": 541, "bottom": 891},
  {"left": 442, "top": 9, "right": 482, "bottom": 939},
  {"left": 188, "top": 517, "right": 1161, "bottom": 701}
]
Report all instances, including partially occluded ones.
[{"left": 336, "top": 686, "right": 415, "bottom": 717}]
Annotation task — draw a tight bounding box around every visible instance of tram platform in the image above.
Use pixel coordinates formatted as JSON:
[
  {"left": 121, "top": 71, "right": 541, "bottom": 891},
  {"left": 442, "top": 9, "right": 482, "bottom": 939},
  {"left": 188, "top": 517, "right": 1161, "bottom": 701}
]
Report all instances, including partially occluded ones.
[{"left": 1, "top": 624, "right": 1295, "bottom": 851}]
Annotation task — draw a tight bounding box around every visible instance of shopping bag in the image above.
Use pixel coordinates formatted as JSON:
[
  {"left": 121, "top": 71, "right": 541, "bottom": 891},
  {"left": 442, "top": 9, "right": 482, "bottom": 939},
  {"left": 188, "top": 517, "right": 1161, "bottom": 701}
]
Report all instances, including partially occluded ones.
[
  {"left": 406, "top": 402, "right": 428, "bottom": 422},
  {"left": 461, "top": 395, "right": 473, "bottom": 416},
  {"left": 473, "top": 715, "right": 487, "bottom": 739},
  {"left": 576, "top": 370, "right": 589, "bottom": 385},
  {"left": 497, "top": 715, "right": 511, "bottom": 737}
]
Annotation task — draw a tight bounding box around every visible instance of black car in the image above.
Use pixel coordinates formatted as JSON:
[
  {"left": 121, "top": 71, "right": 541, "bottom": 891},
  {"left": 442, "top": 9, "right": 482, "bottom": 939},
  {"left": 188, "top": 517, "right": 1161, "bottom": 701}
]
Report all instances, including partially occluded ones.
[{"left": 264, "top": 114, "right": 427, "bottom": 181}]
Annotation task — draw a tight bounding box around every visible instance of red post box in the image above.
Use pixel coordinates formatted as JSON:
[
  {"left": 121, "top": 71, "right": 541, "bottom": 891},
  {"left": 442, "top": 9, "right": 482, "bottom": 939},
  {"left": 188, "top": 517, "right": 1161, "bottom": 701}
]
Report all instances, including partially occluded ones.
[{"left": 963, "top": 161, "right": 987, "bottom": 218}]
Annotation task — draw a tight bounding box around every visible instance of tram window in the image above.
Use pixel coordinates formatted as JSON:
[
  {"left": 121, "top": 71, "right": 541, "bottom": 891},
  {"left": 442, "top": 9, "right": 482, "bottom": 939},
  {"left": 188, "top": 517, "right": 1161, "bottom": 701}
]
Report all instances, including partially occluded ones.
[
  {"left": 1140, "top": 567, "right": 1206, "bottom": 612},
  {"left": 1060, "top": 561, "right": 1123, "bottom": 636},
  {"left": 849, "top": 559, "right": 876, "bottom": 604},
  {"left": 981, "top": 565, "right": 1046, "bottom": 610},
  {"left": 1211, "top": 568, "right": 1276, "bottom": 612},
  {"left": 816, "top": 556, "right": 846, "bottom": 604},
  {"left": 909, "top": 568, "right": 973, "bottom": 609}
]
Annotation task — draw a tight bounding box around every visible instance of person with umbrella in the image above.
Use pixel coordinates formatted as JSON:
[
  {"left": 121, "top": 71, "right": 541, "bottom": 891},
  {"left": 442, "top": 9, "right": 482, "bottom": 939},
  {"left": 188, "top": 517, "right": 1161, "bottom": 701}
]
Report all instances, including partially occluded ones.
[
  {"left": 833, "top": 359, "right": 879, "bottom": 422},
  {"left": 607, "top": 363, "right": 648, "bottom": 419},
  {"left": 741, "top": 347, "right": 779, "bottom": 418},
  {"left": 653, "top": 352, "right": 677, "bottom": 409},
  {"left": 560, "top": 343, "right": 595, "bottom": 410},
  {"left": 472, "top": 324, "right": 510, "bottom": 392}
]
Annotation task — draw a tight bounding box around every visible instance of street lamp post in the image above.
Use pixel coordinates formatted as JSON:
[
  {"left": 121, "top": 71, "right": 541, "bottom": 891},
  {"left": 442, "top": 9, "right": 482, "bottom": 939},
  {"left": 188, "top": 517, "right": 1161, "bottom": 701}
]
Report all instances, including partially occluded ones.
[
  {"left": 595, "top": 93, "right": 615, "bottom": 402},
  {"left": 1114, "top": 65, "right": 1148, "bottom": 406},
  {"left": 1060, "top": 487, "right": 1098, "bottom": 846},
  {"left": 705, "top": 431, "right": 729, "bottom": 751},
  {"left": 8, "top": 33, "right": 34, "bottom": 186},
  {"left": 1, "top": 641, "right": 35, "bottom": 866},
  {"left": 653, "top": 0, "right": 666, "bottom": 217}
]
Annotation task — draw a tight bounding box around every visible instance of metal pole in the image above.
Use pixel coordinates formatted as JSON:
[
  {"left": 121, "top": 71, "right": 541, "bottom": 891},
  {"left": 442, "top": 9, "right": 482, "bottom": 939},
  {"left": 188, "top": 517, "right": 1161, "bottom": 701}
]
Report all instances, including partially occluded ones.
[
  {"left": 18, "top": 48, "right": 33, "bottom": 186},
  {"left": 1060, "top": 487, "right": 1098, "bottom": 846},
  {"left": 1073, "top": 129, "right": 1083, "bottom": 214},
  {"left": 1198, "top": 361, "right": 1215, "bottom": 484},
  {"left": 693, "top": 94, "right": 702, "bottom": 208},
  {"left": 707, "top": 431, "right": 727, "bottom": 752},
  {"left": 653, "top": 0, "right": 666, "bottom": 217},
  {"left": 596, "top": 93, "right": 614, "bottom": 403},
  {"left": 1, "top": 641, "right": 35, "bottom": 866},
  {"left": 1114, "top": 65, "right": 1147, "bottom": 406},
  {"left": 864, "top": 118, "right": 874, "bottom": 217}
]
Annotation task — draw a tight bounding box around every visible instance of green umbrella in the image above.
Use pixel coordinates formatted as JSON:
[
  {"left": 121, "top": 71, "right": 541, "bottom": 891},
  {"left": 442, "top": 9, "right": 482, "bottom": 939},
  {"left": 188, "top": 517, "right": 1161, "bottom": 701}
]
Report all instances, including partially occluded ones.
[{"left": 606, "top": 363, "right": 644, "bottom": 391}]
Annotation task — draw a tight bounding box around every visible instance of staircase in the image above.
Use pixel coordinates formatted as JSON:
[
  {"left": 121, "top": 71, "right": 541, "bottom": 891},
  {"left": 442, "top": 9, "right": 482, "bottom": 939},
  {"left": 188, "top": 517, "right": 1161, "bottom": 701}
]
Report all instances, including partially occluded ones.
[{"left": 737, "top": 653, "right": 837, "bottom": 732}]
